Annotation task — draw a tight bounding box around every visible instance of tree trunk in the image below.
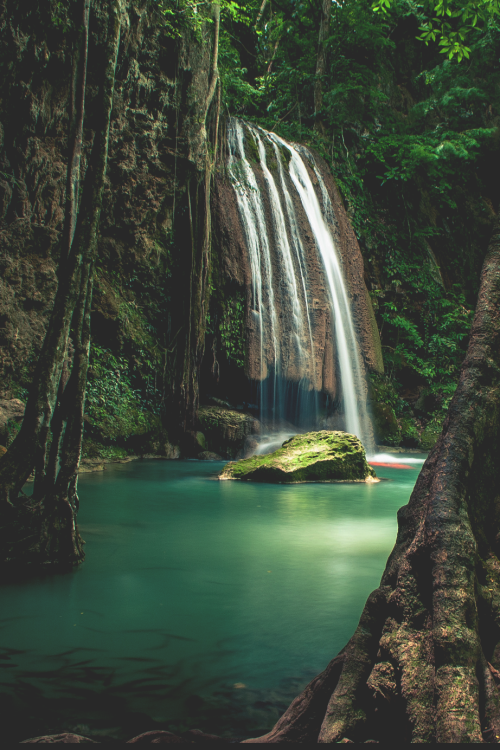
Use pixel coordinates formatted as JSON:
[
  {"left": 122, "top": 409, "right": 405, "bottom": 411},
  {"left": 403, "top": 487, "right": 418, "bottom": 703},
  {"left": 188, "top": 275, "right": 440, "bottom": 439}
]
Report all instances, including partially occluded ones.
[
  {"left": 167, "top": 2, "right": 220, "bottom": 448},
  {"left": 314, "top": 0, "right": 331, "bottom": 134},
  {"left": 0, "top": 0, "right": 122, "bottom": 568},
  {"left": 244, "top": 214, "right": 500, "bottom": 742},
  {"left": 63, "top": 0, "right": 91, "bottom": 260}
]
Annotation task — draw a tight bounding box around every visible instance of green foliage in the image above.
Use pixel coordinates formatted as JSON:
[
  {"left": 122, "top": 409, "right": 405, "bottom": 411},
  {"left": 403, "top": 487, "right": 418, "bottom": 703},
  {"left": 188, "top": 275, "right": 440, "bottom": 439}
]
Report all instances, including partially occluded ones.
[
  {"left": 85, "top": 345, "right": 157, "bottom": 440},
  {"left": 153, "top": 0, "right": 207, "bottom": 38},
  {"left": 93, "top": 262, "right": 167, "bottom": 416},
  {"left": 219, "top": 293, "right": 246, "bottom": 368},
  {"left": 380, "top": 262, "right": 474, "bottom": 392},
  {"left": 50, "top": 0, "right": 76, "bottom": 32},
  {"left": 373, "top": 0, "right": 500, "bottom": 61},
  {"left": 81, "top": 441, "right": 130, "bottom": 461},
  {"left": 212, "top": 0, "right": 499, "bottom": 427},
  {"left": 370, "top": 372, "right": 409, "bottom": 414}
]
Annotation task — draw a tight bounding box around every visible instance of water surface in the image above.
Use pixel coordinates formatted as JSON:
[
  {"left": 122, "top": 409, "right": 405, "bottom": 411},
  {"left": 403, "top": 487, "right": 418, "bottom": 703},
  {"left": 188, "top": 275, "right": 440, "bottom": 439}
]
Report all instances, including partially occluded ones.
[{"left": 1, "top": 457, "right": 423, "bottom": 740}]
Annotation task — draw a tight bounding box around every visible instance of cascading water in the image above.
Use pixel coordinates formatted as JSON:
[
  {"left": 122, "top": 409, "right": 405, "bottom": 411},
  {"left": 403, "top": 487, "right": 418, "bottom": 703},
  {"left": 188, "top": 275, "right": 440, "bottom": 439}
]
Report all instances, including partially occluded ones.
[{"left": 227, "top": 118, "right": 373, "bottom": 451}]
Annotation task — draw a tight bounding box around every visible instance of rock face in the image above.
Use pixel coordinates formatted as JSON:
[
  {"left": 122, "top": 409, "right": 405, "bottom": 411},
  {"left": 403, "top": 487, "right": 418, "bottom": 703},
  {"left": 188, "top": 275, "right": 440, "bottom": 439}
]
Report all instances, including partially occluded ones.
[
  {"left": 219, "top": 431, "right": 377, "bottom": 483},
  {"left": 0, "top": 0, "right": 217, "bottom": 439},
  {"left": 197, "top": 406, "right": 260, "bottom": 459}
]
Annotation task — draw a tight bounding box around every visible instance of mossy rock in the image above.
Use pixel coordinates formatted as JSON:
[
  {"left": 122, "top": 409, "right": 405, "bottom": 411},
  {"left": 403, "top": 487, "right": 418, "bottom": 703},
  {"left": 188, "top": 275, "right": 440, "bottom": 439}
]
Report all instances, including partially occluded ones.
[
  {"left": 371, "top": 402, "right": 401, "bottom": 446},
  {"left": 419, "top": 413, "right": 445, "bottom": 451},
  {"left": 195, "top": 431, "right": 206, "bottom": 450},
  {"left": 198, "top": 406, "right": 260, "bottom": 459},
  {"left": 219, "top": 431, "right": 378, "bottom": 483}
]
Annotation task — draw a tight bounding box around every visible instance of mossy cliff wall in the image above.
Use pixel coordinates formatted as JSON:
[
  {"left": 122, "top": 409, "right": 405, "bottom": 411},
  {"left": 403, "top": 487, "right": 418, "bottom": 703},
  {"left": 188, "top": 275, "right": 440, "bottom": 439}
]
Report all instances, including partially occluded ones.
[{"left": 0, "top": 0, "right": 218, "bottom": 455}]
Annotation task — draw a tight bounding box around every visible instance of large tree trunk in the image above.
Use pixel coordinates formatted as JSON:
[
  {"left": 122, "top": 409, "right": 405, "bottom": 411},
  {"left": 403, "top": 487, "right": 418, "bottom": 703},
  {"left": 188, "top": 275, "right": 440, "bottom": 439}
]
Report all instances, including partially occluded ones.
[
  {"left": 0, "top": 0, "right": 122, "bottom": 568},
  {"left": 245, "top": 214, "right": 500, "bottom": 742}
]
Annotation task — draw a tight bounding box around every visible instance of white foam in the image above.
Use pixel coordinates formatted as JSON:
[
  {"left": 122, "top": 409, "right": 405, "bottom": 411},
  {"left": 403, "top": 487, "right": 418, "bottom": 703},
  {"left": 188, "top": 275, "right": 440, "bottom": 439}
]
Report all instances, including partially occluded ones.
[
  {"left": 254, "top": 432, "right": 297, "bottom": 455},
  {"left": 368, "top": 453, "right": 426, "bottom": 464}
]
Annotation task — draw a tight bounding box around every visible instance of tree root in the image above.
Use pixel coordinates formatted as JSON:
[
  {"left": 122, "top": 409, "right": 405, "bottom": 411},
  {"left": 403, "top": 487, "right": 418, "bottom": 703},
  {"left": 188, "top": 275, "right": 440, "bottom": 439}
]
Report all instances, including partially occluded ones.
[{"left": 245, "top": 217, "right": 500, "bottom": 743}]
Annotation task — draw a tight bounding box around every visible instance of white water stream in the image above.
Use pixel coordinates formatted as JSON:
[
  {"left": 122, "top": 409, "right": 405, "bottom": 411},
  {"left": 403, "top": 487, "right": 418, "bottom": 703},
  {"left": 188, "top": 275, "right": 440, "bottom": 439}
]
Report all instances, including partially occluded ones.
[{"left": 228, "top": 118, "right": 372, "bottom": 449}]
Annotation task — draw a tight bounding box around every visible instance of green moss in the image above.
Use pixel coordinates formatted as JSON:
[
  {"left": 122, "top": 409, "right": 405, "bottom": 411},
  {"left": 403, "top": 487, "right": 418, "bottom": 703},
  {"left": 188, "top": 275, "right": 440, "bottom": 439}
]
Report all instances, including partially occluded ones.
[
  {"left": 279, "top": 143, "right": 292, "bottom": 170},
  {"left": 244, "top": 130, "right": 260, "bottom": 164},
  {"left": 217, "top": 291, "right": 245, "bottom": 368},
  {"left": 219, "top": 430, "right": 377, "bottom": 483},
  {"left": 419, "top": 412, "right": 445, "bottom": 450},
  {"left": 264, "top": 140, "right": 278, "bottom": 173}
]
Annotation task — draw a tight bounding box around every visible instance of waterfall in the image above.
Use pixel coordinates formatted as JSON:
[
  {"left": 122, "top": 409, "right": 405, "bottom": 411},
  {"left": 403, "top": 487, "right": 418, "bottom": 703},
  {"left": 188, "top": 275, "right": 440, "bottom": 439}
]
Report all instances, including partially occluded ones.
[{"left": 227, "top": 118, "right": 372, "bottom": 449}]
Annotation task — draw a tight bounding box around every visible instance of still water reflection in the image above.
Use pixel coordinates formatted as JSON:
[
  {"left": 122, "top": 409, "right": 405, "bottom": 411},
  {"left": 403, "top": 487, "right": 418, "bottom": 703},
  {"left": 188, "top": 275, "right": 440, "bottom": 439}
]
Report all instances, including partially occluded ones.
[{"left": 1, "top": 457, "right": 423, "bottom": 741}]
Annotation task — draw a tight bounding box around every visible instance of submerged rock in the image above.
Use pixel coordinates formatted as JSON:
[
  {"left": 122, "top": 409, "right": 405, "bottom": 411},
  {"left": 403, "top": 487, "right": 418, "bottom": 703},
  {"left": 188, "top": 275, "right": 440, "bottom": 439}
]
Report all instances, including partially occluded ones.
[
  {"left": 20, "top": 734, "right": 98, "bottom": 743},
  {"left": 198, "top": 450, "right": 223, "bottom": 460},
  {"left": 219, "top": 431, "right": 378, "bottom": 483}
]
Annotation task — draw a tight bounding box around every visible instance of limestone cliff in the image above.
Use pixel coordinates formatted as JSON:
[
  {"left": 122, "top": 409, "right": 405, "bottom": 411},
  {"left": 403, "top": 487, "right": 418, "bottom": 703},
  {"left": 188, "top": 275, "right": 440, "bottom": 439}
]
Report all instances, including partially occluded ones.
[{"left": 0, "top": 0, "right": 218, "bottom": 451}]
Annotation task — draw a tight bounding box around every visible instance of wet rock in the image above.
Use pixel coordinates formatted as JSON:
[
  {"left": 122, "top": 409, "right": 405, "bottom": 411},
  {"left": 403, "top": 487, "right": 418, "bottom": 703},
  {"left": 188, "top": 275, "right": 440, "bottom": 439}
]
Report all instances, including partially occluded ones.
[
  {"left": 198, "top": 451, "right": 223, "bottom": 460},
  {"left": 149, "top": 435, "right": 180, "bottom": 459},
  {"left": 206, "top": 396, "right": 232, "bottom": 409},
  {"left": 159, "top": 441, "right": 180, "bottom": 459},
  {"left": 20, "top": 734, "right": 98, "bottom": 743},
  {"left": 78, "top": 459, "right": 105, "bottom": 474},
  {"left": 181, "top": 729, "right": 232, "bottom": 742},
  {"left": 180, "top": 430, "right": 207, "bottom": 457},
  {"left": 126, "top": 729, "right": 233, "bottom": 743},
  {"left": 219, "top": 431, "right": 377, "bottom": 483},
  {"left": 198, "top": 407, "right": 260, "bottom": 459},
  {"left": 127, "top": 730, "right": 187, "bottom": 743},
  {"left": 242, "top": 437, "right": 259, "bottom": 458}
]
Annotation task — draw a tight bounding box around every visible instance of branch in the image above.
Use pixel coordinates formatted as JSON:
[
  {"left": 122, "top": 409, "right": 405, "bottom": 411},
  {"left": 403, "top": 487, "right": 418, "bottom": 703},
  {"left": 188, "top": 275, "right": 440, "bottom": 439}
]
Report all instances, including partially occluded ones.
[
  {"left": 255, "top": 0, "right": 268, "bottom": 28},
  {"left": 205, "top": 2, "right": 220, "bottom": 116}
]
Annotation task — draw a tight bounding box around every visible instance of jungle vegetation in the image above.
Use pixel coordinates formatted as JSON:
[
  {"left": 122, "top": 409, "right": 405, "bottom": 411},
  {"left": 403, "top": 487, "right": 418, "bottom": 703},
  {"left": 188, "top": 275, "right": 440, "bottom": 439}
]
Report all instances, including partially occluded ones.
[
  {"left": 1, "top": 0, "right": 499, "bottom": 559},
  {"left": 81, "top": 0, "right": 500, "bottom": 455},
  {"left": 1, "top": 0, "right": 500, "bottom": 742}
]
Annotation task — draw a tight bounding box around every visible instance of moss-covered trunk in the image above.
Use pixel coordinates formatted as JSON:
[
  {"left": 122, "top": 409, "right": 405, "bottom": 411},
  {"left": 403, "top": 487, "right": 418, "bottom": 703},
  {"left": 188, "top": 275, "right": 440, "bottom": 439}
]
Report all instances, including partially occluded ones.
[
  {"left": 0, "top": 0, "right": 222, "bottom": 563},
  {"left": 245, "top": 213, "right": 500, "bottom": 742},
  {"left": 0, "top": 0, "right": 122, "bottom": 567}
]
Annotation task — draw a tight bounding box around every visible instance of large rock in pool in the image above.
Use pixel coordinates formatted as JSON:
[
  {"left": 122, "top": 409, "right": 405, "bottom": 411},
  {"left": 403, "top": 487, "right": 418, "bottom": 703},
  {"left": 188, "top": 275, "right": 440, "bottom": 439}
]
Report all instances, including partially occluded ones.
[{"left": 218, "top": 431, "right": 378, "bottom": 483}]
